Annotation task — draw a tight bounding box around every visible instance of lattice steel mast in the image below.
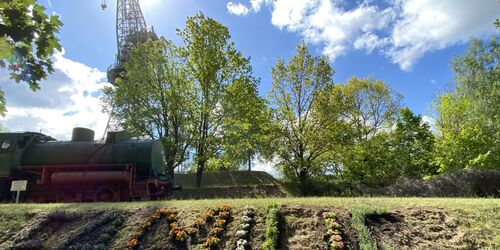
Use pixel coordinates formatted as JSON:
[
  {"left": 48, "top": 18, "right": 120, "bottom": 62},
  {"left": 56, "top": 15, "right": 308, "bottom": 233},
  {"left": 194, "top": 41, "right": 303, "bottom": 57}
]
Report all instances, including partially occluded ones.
[
  {"left": 104, "top": 0, "right": 156, "bottom": 85},
  {"left": 101, "top": 0, "right": 156, "bottom": 137}
]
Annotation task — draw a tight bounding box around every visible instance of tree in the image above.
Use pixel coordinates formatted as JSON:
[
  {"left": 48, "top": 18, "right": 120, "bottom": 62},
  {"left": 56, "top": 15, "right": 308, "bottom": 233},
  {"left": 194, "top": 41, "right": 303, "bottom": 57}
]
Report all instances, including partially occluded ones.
[
  {"left": 335, "top": 77, "right": 402, "bottom": 186},
  {"left": 392, "top": 107, "right": 436, "bottom": 178},
  {"left": 336, "top": 77, "right": 402, "bottom": 141},
  {"left": 434, "top": 93, "right": 476, "bottom": 171},
  {"left": 434, "top": 37, "right": 499, "bottom": 171},
  {"left": 102, "top": 38, "right": 194, "bottom": 180},
  {"left": 0, "top": 0, "right": 62, "bottom": 115},
  {"left": 269, "top": 42, "right": 339, "bottom": 195},
  {"left": 221, "top": 77, "right": 271, "bottom": 171},
  {"left": 178, "top": 12, "right": 255, "bottom": 187}
]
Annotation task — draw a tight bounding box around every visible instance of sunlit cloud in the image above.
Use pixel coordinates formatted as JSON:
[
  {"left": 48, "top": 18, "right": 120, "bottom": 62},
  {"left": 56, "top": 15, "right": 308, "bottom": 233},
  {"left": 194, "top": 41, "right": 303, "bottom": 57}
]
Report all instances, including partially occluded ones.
[
  {"left": 228, "top": 0, "right": 500, "bottom": 71},
  {"left": 0, "top": 49, "right": 112, "bottom": 140}
]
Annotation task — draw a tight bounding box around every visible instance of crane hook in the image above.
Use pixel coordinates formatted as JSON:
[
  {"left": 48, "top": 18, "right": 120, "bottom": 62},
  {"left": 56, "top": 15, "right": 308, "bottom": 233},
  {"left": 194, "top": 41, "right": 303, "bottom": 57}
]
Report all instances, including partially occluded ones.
[{"left": 101, "top": 0, "right": 107, "bottom": 10}]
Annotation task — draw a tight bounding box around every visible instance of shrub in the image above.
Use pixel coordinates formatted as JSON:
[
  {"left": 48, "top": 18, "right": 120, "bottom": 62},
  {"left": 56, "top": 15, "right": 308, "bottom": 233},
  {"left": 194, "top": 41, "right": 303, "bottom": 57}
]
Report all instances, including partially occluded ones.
[
  {"left": 61, "top": 212, "right": 124, "bottom": 250},
  {"left": 263, "top": 204, "right": 279, "bottom": 250},
  {"left": 204, "top": 236, "right": 221, "bottom": 250},
  {"left": 125, "top": 208, "right": 177, "bottom": 250},
  {"left": 322, "top": 211, "right": 345, "bottom": 250},
  {"left": 236, "top": 239, "right": 248, "bottom": 250},
  {"left": 184, "top": 227, "right": 198, "bottom": 236},
  {"left": 208, "top": 227, "right": 225, "bottom": 237},
  {"left": 202, "top": 205, "right": 233, "bottom": 249},
  {"left": 166, "top": 213, "right": 178, "bottom": 223},
  {"left": 234, "top": 206, "right": 255, "bottom": 250},
  {"left": 214, "top": 218, "right": 226, "bottom": 228},
  {"left": 169, "top": 227, "right": 188, "bottom": 242}
]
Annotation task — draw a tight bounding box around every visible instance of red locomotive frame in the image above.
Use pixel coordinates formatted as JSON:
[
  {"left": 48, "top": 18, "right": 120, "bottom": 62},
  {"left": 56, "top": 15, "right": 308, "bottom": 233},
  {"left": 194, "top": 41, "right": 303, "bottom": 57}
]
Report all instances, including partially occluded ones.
[{"left": 14, "top": 164, "right": 171, "bottom": 202}]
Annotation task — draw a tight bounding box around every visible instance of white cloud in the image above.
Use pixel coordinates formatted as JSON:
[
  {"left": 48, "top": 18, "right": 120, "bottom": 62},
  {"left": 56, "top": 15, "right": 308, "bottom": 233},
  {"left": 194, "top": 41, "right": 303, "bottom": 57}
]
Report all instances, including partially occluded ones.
[
  {"left": 251, "top": 156, "right": 282, "bottom": 178},
  {"left": 227, "top": 2, "right": 250, "bottom": 16},
  {"left": 250, "top": 0, "right": 266, "bottom": 12},
  {"left": 387, "top": 0, "right": 499, "bottom": 70},
  {"left": 0, "top": 50, "right": 111, "bottom": 140},
  {"left": 228, "top": 0, "right": 500, "bottom": 71},
  {"left": 422, "top": 115, "right": 438, "bottom": 134}
]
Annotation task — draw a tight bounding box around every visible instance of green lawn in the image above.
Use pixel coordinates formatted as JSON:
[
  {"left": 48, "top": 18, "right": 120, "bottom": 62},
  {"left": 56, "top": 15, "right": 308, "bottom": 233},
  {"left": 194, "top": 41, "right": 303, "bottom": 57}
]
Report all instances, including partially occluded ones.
[{"left": 0, "top": 197, "right": 498, "bottom": 213}]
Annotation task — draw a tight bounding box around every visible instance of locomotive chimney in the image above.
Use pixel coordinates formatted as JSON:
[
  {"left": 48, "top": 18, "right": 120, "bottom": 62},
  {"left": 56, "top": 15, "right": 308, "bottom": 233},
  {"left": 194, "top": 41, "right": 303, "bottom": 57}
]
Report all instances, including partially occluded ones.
[{"left": 71, "top": 127, "right": 95, "bottom": 142}]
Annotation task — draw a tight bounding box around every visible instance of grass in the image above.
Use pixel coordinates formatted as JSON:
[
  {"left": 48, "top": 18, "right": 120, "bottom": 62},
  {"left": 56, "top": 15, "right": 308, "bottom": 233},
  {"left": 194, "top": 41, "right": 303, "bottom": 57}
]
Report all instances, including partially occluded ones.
[{"left": 0, "top": 197, "right": 498, "bottom": 213}]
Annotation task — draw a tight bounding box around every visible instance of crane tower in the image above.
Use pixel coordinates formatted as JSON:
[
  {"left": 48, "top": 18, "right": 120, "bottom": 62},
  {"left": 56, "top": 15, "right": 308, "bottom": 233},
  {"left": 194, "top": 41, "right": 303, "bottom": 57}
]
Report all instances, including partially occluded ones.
[
  {"left": 104, "top": 0, "right": 157, "bottom": 85},
  {"left": 102, "top": 0, "right": 157, "bottom": 137}
]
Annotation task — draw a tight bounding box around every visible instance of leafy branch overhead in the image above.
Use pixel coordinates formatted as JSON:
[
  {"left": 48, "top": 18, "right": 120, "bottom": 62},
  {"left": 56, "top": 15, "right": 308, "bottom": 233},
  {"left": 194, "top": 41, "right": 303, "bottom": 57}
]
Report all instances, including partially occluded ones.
[{"left": 0, "top": 0, "right": 63, "bottom": 115}]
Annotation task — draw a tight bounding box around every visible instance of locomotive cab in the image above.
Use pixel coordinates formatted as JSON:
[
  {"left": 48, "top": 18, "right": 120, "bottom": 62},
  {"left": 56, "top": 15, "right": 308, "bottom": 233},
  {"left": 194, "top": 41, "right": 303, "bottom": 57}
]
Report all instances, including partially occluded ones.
[{"left": 0, "top": 132, "right": 55, "bottom": 199}]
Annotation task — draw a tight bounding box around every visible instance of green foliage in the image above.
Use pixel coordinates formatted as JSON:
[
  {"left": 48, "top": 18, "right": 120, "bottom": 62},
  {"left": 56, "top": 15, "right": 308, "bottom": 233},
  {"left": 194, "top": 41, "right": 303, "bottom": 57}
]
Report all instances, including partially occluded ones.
[
  {"left": 349, "top": 207, "right": 380, "bottom": 250},
  {"left": 0, "top": 0, "right": 62, "bottom": 116},
  {"left": 263, "top": 204, "right": 279, "bottom": 250},
  {"left": 177, "top": 12, "right": 258, "bottom": 187},
  {"left": 269, "top": 42, "right": 338, "bottom": 195},
  {"left": 392, "top": 107, "right": 436, "bottom": 177},
  {"left": 333, "top": 77, "right": 402, "bottom": 186},
  {"left": 221, "top": 77, "right": 272, "bottom": 170},
  {"left": 434, "top": 37, "right": 499, "bottom": 172},
  {"left": 102, "top": 38, "right": 193, "bottom": 178},
  {"left": 341, "top": 132, "right": 399, "bottom": 186}
]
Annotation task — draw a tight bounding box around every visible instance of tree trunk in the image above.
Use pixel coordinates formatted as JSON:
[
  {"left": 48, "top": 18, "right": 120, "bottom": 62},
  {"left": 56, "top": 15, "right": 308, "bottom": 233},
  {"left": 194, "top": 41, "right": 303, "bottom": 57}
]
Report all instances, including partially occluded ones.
[
  {"left": 166, "top": 159, "right": 175, "bottom": 183},
  {"left": 247, "top": 152, "right": 252, "bottom": 171},
  {"left": 195, "top": 139, "right": 205, "bottom": 188},
  {"left": 196, "top": 157, "right": 205, "bottom": 188},
  {"left": 298, "top": 169, "right": 309, "bottom": 196}
]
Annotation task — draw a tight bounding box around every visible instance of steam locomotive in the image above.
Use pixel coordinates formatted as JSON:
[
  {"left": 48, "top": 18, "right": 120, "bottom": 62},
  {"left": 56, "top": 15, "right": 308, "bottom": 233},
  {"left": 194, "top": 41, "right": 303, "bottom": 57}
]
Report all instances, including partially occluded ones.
[{"left": 0, "top": 127, "right": 179, "bottom": 202}]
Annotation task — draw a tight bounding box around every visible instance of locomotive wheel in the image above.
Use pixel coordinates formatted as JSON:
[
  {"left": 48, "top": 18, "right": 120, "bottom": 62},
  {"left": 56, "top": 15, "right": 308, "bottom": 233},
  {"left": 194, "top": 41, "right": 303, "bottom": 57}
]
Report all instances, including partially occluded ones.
[
  {"left": 56, "top": 188, "right": 77, "bottom": 203},
  {"left": 94, "top": 186, "right": 115, "bottom": 202}
]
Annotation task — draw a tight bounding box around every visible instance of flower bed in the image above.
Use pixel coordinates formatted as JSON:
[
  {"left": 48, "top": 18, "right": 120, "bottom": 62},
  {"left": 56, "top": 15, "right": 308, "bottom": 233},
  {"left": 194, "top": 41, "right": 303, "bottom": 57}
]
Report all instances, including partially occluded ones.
[
  {"left": 125, "top": 208, "right": 177, "bottom": 250},
  {"left": 235, "top": 206, "right": 255, "bottom": 250},
  {"left": 60, "top": 212, "right": 124, "bottom": 249},
  {"left": 203, "top": 205, "right": 232, "bottom": 250},
  {"left": 323, "top": 212, "right": 344, "bottom": 250}
]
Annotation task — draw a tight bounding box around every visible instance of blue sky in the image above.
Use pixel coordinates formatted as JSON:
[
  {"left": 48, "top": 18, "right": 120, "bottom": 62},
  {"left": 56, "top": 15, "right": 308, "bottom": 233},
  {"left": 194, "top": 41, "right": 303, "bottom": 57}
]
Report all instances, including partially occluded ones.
[{"left": 1, "top": 0, "right": 499, "bottom": 140}]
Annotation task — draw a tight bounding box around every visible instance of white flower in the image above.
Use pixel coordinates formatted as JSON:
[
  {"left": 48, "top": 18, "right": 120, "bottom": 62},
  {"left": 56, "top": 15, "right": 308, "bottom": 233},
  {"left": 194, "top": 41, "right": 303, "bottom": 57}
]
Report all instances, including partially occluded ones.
[
  {"left": 241, "top": 215, "right": 253, "bottom": 223},
  {"left": 243, "top": 208, "right": 255, "bottom": 217},
  {"left": 239, "top": 223, "right": 251, "bottom": 230},
  {"left": 237, "top": 238, "right": 248, "bottom": 247},
  {"left": 236, "top": 229, "right": 248, "bottom": 239}
]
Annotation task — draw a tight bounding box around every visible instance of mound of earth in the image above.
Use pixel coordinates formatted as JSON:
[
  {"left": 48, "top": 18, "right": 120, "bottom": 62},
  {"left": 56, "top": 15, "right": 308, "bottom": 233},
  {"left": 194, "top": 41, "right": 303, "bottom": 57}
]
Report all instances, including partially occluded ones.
[
  {"left": 173, "top": 171, "right": 287, "bottom": 199},
  {"left": 174, "top": 171, "right": 281, "bottom": 188},
  {"left": 365, "top": 207, "right": 476, "bottom": 249}
]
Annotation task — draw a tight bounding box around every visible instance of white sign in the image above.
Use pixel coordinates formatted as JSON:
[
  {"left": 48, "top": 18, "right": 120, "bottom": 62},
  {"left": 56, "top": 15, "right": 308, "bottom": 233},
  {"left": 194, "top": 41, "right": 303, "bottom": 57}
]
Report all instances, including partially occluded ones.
[{"left": 10, "top": 180, "right": 27, "bottom": 192}]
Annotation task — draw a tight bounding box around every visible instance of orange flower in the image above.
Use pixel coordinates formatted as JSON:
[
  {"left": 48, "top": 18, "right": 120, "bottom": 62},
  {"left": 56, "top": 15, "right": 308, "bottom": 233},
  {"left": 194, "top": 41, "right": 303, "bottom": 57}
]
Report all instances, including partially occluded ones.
[
  {"left": 130, "top": 229, "right": 143, "bottom": 239},
  {"left": 170, "top": 222, "right": 179, "bottom": 229},
  {"left": 208, "top": 226, "right": 225, "bottom": 237},
  {"left": 218, "top": 211, "right": 230, "bottom": 219},
  {"left": 185, "top": 227, "right": 198, "bottom": 236},
  {"left": 214, "top": 218, "right": 226, "bottom": 228},
  {"left": 167, "top": 213, "right": 178, "bottom": 223},
  {"left": 204, "top": 236, "right": 221, "bottom": 249},
  {"left": 126, "top": 238, "right": 139, "bottom": 248},
  {"left": 141, "top": 220, "right": 152, "bottom": 230},
  {"left": 169, "top": 227, "right": 188, "bottom": 242}
]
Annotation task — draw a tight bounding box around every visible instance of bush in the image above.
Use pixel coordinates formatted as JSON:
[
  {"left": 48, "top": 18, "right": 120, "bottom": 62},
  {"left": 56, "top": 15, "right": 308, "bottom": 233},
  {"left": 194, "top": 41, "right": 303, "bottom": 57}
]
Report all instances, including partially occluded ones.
[
  {"left": 383, "top": 169, "right": 500, "bottom": 197},
  {"left": 262, "top": 204, "right": 279, "bottom": 250}
]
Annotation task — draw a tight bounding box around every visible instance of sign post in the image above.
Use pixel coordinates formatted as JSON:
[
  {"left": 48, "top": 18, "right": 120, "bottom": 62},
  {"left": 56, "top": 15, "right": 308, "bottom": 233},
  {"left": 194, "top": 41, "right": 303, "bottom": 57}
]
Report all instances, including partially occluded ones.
[{"left": 10, "top": 180, "right": 27, "bottom": 204}]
